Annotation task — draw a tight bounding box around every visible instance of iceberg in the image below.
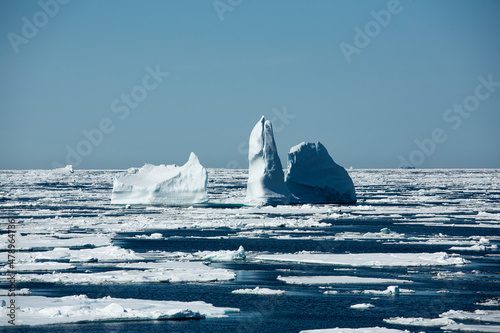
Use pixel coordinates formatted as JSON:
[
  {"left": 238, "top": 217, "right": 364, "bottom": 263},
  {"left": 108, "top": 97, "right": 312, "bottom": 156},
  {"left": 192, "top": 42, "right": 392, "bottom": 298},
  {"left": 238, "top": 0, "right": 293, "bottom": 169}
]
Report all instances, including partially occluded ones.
[
  {"left": 111, "top": 152, "right": 208, "bottom": 205},
  {"left": 245, "top": 116, "right": 290, "bottom": 206},
  {"left": 285, "top": 142, "right": 356, "bottom": 204}
]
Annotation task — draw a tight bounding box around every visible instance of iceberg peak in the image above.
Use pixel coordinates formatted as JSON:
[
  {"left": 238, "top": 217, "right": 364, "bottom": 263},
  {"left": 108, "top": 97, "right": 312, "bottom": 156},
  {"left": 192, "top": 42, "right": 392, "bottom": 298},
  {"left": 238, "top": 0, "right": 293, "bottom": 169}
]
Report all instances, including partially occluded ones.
[{"left": 245, "top": 116, "right": 290, "bottom": 206}]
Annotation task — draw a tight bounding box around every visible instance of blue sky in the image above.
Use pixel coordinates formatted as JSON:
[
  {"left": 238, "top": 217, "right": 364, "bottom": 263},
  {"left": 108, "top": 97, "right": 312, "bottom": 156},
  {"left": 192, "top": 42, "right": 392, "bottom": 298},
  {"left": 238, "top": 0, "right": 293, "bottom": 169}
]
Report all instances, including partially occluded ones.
[{"left": 1, "top": 0, "right": 499, "bottom": 169}]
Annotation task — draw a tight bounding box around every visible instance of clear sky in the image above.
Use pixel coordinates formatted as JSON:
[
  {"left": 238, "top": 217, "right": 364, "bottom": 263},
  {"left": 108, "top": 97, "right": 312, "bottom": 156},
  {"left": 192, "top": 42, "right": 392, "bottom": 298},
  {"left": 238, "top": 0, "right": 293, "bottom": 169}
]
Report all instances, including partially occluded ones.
[{"left": 1, "top": 0, "right": 499, "bottom": 169}]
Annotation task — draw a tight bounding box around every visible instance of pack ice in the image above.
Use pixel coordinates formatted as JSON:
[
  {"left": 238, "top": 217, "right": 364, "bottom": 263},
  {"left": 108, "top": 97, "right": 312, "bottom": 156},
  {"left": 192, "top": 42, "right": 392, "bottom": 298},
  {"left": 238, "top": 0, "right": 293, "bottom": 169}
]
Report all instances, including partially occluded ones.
[
  {"left": 111, "top": 152, "right": 208, "bottom": 205},
  {"left": 245, "top": 116, "right": 291, "bottom": 206},
  {"left": 285, "top": 142, "right": 356, "bottom": 204}
]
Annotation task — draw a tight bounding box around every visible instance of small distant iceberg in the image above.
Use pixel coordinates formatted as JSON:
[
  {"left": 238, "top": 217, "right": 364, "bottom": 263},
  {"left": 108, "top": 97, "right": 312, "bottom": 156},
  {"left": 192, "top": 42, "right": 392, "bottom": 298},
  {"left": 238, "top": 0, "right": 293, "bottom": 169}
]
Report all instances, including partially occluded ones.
[
  {"left": 245, "top": 116, "right": 291, "bottom": 206},
  {"left": 111, "top": 152, "right": 208, "bottom": 205},
  {"left": 285, "top": 142, "right": 356, "bottom": 204},
  {"left": 53, "top": 165, "right": 74, "bottom": 173}
]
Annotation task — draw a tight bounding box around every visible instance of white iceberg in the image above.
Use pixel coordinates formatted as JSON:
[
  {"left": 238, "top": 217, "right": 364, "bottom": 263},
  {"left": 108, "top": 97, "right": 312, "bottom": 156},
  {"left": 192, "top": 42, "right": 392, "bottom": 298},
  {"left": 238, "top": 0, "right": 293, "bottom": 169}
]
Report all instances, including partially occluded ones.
[
  {"left": 245, "top": 116, "right": 291, "bottom": 206},
  {"left": 111, "top": 152, "right": 208, "bottom": 205},
  {"left": 0, "top": 295, "right": 239, "bottom": 326},
  {"left": 285, "top": 142, "right": 356, "bottom": 204}
]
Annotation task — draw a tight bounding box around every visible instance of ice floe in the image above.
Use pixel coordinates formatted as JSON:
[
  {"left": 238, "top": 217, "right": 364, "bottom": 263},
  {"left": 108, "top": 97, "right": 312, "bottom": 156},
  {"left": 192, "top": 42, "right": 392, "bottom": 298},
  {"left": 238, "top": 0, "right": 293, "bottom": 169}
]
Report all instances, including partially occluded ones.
[
  {"left": 16, "top": 245, "right": 143, "bottom": 263},
  {"left": 12, "top": 261, "right": 235, "bottom": 284},
  {"left": 200, "top": 245, "right": 246, "bottom": 261},
  {"left": 350, "top": 303, "right": 374, "bottom": 309},
  {"left": 0, "top": 295, "right": 239, "bottom": 326},
  {"left": 441, "top": 309, "right": 500, "bottom": 323},
  {"left": 476, "top": 298, "right": 500, "bottom": 307},
  {"left": 232, "top": 287, "right": 286, "bottom": 295},
  {"left": 277, "top": 275, "right": 412, "bottom": 285},
  {"left": 383, "top": 316, "right": 456, "bottom": 327},
  {"left": 256, "top": 252, "right": 468, "bottom": 267},
  {"left": 0, "top": 234, "right": 111, "bottom": 250},
  {"left": 0, "top": 262, "right": 76, "bottom": 272},
  {"left": 361, "top": 286, "right": 414, "bottom": 295},
  {"left": 300, "top": 327, "right": 410, "bottom": 333}
]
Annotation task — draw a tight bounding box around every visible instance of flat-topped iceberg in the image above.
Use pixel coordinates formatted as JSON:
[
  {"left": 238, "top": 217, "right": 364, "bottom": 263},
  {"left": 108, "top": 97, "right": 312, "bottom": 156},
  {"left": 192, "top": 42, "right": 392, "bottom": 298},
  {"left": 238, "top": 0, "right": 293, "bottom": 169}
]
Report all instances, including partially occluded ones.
[
  {"left": 245, "top": 116, "right": 291, "bottom": 206},
  {"left": 111, "top": 152, "right": 208, "bottom": 205},
  {"left": 285, "top": 142, "right": 356, "bottom": 204}
]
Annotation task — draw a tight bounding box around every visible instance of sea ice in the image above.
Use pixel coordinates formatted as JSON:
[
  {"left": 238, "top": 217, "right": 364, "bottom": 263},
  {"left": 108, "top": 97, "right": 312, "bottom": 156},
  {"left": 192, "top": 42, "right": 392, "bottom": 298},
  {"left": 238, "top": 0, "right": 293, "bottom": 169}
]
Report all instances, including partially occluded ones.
[
  {"left": 350, "top": 303, "right": 374, "bottom": 309},
  {"left": 277, "top": 275, "right": 412, "bottom": 285},
  {"left": 201, "top": 246, "right": 246, "bottom": 261},
  {"left": 256, "top": 252, "right": 468, "bottom": 267},
  {"left": 0, "top": 234, "right": 111, "bottom": 251},
  {"left": 16, "top": 245, "right": 143, "bottom": 263},
  {"left": 441, "top": 309, "right": 500, "bottom": 323},
  {"left": 362, "top": 286, "right": 415, "bottom": 295},
  {"left": 245, "top": 116, "right": 291, "bottom": 206},
  {"left": 111, "top": 152, "right": 208, "bottom": 205},
  {"left": 232, "top": 287, "right": 286, "bottom": 295},
  {"left": 383, "top": 316, "right": 456, "bottom": 327},
  {"left": 13, "top": 261, "right": 235, "bottom": 285},
  {"left": 0, "top": 262, "right": 76, "bottom": 272},
  {"left": 0, "top": 295, "right": 239, "bottom": 326},
  {"left": 476, "top": 297, "right": 500, "bottom": 307},
  {"left": 440, "top": 323, "right": 500, "bottom": 332},
  {"left": 300, "top": 327, "right": 410, "bottom": 333},
  {"left": 285, "top": 142, "right": 356, "bottom": 204}
]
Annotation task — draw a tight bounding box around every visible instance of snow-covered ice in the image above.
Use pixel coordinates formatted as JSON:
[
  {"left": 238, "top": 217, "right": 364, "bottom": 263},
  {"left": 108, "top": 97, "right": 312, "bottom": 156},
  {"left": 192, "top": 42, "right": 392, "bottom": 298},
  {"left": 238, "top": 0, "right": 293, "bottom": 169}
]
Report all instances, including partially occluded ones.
[
  {"left": 0, "top": 295, "right": 239, "bottom": 326},
  {"left": 362, "top": 286, "right": 415, "bottom": 295},
  {"left": 232, "top": 287, "right": 286, "bottom": 295},
  {"left": 201, "top": 246, "right": 246, "bottom": 261},
  {"left": 13, "top": 261, "right": 235, "bottom": 284},
  {"left": 256, "top": 252, "right": 468, "bottom": 267},
  {"left": 285, "top": 142, "right": 356, "bottom": 204},
  {"left": 383, "top": 316, "right": 456, "bottom": 327},
  {"left": 300, "top": 327, "right": 410, "bottom": 333},
  {"left": 277, "top": 275, "right": 412, "bottom": 285},
  {"left": 0, "top": 262, "right": 76, "bottom": 272},
  {"left": 350, "top": 303, "right": 374, "bottom": 309},
  {"left": 111, "top": 152, "right": 208, "bottom": 205},
  {"left": 441, "top": 309, "right": 500, "bottom": 323},
  {"left": 245, "top": 116, "right": 290, "bottom": 206}
]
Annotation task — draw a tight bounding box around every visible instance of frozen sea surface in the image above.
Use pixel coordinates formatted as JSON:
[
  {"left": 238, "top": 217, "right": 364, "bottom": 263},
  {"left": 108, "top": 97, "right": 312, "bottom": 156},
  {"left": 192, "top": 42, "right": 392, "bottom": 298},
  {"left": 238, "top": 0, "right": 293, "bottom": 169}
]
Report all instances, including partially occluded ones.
[{"left": 0, "top": 169, "right": 499, "bottom": 332}]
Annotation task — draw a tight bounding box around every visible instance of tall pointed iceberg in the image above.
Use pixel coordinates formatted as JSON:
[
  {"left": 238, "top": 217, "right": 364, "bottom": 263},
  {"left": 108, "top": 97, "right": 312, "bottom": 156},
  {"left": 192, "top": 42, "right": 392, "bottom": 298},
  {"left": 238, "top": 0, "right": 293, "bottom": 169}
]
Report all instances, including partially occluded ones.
[
  {"left": 111, "top": 152, "right": 208, "bottom": 205},
  {"left": 245, "top": 116, "right": 291, "bottom": 206},
  {"left": 285, "top": 142, "right": 356, "bottom": 204}
]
